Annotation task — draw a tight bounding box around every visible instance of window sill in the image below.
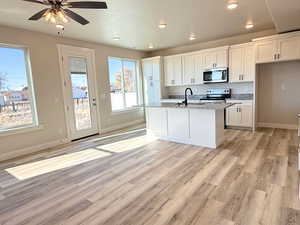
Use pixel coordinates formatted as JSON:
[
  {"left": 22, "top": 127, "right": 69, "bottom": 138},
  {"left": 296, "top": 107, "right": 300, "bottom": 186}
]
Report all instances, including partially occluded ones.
[
  {"left": 0, "top": 124, "right": 44, "bottom": 137},
  {"left": 111, "top": 106, "right": 144, "bottom": 115}
]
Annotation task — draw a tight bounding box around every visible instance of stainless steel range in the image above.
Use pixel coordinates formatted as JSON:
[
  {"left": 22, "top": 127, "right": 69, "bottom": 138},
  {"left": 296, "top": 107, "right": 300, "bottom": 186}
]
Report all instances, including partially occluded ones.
[{"left": 200, "top": 89, "right": 231, "bottom": 103}]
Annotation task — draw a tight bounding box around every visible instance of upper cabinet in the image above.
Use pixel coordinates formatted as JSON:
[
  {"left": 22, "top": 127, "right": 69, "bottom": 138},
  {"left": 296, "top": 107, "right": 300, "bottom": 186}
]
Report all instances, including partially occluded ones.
[
  {"left": 229, "top": 43, "right": 255, "bottom": 82},
  {"left": 254, "top": 33, "right": 300, "bottom": 64},
  {"left": 164, "top": 55, "right": 183, "bottom": 86},
  {"left": 203, "top": 47, "right": 229, "bottom": 70},
  {"left": 182, "top": 53, "right": 204, "bottom": 85}
]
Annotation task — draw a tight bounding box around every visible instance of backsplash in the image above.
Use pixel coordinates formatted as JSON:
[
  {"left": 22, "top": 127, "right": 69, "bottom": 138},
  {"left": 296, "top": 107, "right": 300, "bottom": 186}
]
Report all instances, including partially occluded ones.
[{"left": 166, "top": 82, "right": 253, "bottom": 95}]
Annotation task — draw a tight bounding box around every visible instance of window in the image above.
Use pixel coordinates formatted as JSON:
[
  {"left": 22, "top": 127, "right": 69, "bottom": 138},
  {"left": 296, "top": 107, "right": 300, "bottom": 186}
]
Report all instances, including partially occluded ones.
[
  {"left": 0, "top": 46, "right": 38, "bottom": 132},
  {"left": 108, "top": 57, "right": 139, "bottom": 111}
]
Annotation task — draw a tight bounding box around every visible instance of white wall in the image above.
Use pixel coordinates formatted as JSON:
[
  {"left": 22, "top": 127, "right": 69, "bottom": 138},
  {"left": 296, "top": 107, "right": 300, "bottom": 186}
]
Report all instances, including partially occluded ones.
[
  {"left": 257, "top": 61, "right": 300, "bottom": 128},
  {"left": 0, "top": 25, "right": 146, "bottom": 160}
]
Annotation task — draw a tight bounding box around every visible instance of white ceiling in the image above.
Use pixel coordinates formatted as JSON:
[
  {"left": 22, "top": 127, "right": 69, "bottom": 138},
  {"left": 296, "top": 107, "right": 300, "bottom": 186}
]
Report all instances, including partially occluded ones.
[
  {"left": 265, "top": 0, "right": 300, "bottom": 33},
  {"left": 0, "top": 0, "right": 276, "bottom": 51}
]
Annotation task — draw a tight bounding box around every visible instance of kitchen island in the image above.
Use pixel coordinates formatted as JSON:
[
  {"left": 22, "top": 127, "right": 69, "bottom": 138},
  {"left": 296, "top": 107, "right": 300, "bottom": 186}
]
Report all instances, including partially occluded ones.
[{"left": 146, "top": 103, "right": 234, "bottom": 148}]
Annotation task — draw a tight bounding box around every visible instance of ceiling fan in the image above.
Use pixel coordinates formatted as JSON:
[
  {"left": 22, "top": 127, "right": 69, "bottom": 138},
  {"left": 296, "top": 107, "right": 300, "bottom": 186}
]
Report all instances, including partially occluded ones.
[{"left": 23, "top": 0, "right": 108, "bottom": 25}]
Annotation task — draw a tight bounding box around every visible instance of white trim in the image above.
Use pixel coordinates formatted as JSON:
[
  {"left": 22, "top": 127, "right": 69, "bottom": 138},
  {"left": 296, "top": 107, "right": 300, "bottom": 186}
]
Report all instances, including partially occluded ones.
[
  {"left": 0, "top": 44, "right": 39, "bottom": 131},
  {"left": 111, "top": 107, "right": 143, "bottom": 115},
  {"left": 0, "top": 139, "right": 69, "bottom": 162},
  {"left": 57, "top": 44, "right": 101, "bottom": 141},
  {"left": 252, "top": 30, "right": 300, "bottom": 42},
  {"left": 257, "top": 122, "right": 298, "bottom": 130},
  {"left": 0, "top": 124, "right": 44, "bottom": 137},
  {"left": 107, "top": 57, "right": 141, "bottom": 112},
  {"left": 100, "top": 119, "right": 145, "bottom": 134}
]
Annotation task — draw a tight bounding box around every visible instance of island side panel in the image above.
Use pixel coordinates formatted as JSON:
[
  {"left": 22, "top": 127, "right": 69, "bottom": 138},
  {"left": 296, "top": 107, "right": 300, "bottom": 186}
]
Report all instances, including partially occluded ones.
[
  {"left": 166, "top": 108, "right": 190, "bottom": 144},
  {"left": 146, "top": 107, "right": 168, "bottom": 138}
]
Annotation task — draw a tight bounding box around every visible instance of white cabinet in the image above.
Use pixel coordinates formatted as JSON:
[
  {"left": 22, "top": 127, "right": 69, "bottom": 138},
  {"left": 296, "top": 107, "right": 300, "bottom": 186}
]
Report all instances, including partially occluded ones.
[
  {"left": 142, "top": 57, "right": 163, "bottom": 104},
  {"left": 146, "top": 107, "right": 167, "bottom": 137},
  {"left": 277, "top": 36, "right": 300, "bottom": 61},
  {"left": 167, "top": 108, "right": 190, "bottom": 141},
  {"left": 255, "top": 40, "right": 276, "bottom": 63},
  {"left": 229, "top": 43, "right": 255, "bottom": 82},
  {"left": 226, "top": 100, "right": 253, "bottom": 128},
  {"left": 164, "top": 55, "right": 183, "bottom": 86},
  {"left": 254, "top": 35, "right": 300, "bottom": 63},
  {"left": 203, "top": 47, "right": 228, "bottom": 70},
  {"left": 146, "top": 107, "right": 225, "bottom": 148},
  {"left": 182, "top": 54, "right": 195, "bottom": 85},
  {"left": 182, "top": 53, "right": 204, "bottom": 85}
]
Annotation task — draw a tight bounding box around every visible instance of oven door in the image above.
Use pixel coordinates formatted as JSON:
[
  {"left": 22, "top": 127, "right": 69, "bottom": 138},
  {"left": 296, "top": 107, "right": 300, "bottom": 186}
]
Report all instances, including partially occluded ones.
[{"left": 203, "top": 69, "right": 228, "bottom": 83}]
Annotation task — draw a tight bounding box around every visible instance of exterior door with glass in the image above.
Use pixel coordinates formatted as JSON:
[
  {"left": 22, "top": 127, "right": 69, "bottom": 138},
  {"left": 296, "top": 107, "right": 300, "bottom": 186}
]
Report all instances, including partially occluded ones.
[{"left": 58, "top": 45, "right": 99, "bottom": 140}]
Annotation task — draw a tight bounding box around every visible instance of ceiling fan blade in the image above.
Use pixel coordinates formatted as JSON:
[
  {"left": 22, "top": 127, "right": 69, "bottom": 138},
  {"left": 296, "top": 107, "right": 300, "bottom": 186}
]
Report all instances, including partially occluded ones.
[
  {"left": 28, "top": 8, "right": 49, "bottom": 20},
  {"left": 65, "top": 1, "right": 107, "bottom": 9},
  {"left": 63, "top": 9, "right": 89, "bottom": 25},
  {"left": 23, "top": 0, "right": 48, "bottom": 5}
]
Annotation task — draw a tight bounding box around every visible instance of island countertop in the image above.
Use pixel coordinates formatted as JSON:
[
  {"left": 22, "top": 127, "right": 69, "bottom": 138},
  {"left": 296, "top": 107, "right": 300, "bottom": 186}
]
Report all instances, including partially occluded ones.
[{"left": 145, "top": 102, "right": 236, "bottom": 110}]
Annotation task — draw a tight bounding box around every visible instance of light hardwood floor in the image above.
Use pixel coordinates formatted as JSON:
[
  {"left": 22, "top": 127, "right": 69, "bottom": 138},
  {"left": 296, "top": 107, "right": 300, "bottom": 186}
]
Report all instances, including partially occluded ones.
[{"left": 0, "top": 128, "right": 299, "bottom": 225}]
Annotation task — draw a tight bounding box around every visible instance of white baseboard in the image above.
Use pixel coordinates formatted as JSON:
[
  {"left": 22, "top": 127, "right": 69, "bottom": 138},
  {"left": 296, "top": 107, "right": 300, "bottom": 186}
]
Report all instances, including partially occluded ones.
[
  {"left": 0, "top": 139, "right": 69, "bottom": 162},
  {"left": 257, "top": 122, "right": 298, "bottom": 130},
  {"left": 100, "top": 119, "right": 145, "bottom": 134}
]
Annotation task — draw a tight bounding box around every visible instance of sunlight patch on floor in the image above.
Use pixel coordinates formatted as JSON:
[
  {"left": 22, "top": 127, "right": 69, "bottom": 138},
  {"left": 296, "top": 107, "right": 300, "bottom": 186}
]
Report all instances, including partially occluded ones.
[
  {"left": 96, "top": 135, "right": 157, "bottom": 153},
  {"left": 5, "top": 149, "right": 111, "bottom": 180}
]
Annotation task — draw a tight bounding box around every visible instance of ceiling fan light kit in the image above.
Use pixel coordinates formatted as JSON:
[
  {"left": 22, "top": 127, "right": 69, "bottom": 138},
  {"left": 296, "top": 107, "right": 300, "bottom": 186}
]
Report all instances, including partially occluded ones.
[{"left": 24, "top": 0, "right": 107, "bottom": 27}]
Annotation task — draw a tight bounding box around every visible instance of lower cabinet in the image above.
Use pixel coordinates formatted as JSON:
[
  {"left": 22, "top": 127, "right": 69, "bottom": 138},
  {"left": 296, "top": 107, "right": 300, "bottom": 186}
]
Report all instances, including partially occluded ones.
[
  {"left": 167, "top": 108, "right": 190, "bottom": 141},
  {"left": 146, "top": 107, "right": 225, "bottom": 148},
  {"left": 226, "top": 100, "right": 253, "bottom": 128},
  {"left": 146, "top": 107, "right": 168, "bottom": 137}
]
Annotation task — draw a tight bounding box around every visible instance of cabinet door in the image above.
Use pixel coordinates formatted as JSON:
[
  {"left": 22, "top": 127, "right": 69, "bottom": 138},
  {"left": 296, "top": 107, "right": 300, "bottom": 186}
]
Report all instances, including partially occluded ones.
[
  {"left": 173, "top": 55, "right": 183, "bottom": 86},
  {"left": 152, "top": 58, "right": 160, "bottom": 81},
  {"left": 142, "top": 60, "right": 153, "bottom": 80},
  {"left": 226, "top": 107, "right": 241, "bottom": 126},
  {"left": 255, "top": 40, "right": 277, "bottom": 63},
  {"left": 164, "top": 57, "right": 174, "bottom": 86},
  {"left": 229, "top": 47, "right": 244, "bottom": 82},
  {"left": 194, "top": 53, "right": 204, "bottom": 84},
  {"left": 216, "top": 50, "right": 228, "bottom": 68},
  {"left": 203, "top": 52, "right": 216, "bottom": 70},
  {"left": 278, "top": 37, "right": 300, "bottom": 61},
  {"left": 146, "top": 108, "right": 167, "bottom": 137},
  {"left": 240, "top": 105, "right": 253, "bottom": 127},
  {"left": 167, "top": 108, "right": 189, "bottom": 140},
  {"left": 243, "top": 45, "right": 255, "bottom": 82},
  {"left": 182, "top": 55, "right": 195, "bottom": 85}
]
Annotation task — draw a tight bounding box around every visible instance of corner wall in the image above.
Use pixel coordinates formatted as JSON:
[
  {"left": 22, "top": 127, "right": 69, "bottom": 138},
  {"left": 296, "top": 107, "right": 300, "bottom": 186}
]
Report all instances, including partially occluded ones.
[
  {"left": 257, "top": 61, "right": 300, "bottom": 128},
  {"left": 0, "top": 25, "right": 147, "bottom": 160}
]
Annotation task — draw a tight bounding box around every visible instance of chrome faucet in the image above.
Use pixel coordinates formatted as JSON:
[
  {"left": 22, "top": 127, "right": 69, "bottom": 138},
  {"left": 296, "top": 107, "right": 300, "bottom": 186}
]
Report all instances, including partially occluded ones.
[{"left": 183, "top": 88, "right": 193, "bottom": 106}]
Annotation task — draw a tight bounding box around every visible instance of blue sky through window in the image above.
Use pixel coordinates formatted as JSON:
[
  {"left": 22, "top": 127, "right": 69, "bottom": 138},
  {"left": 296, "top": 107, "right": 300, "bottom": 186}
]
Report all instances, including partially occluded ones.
[{"left": 0, "top": 47, "right": 28, "bottom": 91}]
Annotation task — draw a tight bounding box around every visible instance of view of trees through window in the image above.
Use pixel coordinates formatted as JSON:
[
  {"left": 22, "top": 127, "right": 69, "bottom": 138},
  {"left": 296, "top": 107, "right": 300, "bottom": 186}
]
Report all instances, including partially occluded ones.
[
  {"left": 0, "top": 47, "right": 36, "bottom": 131},
  {"left": 108, "top": 58, "right": 138, "bottom": 111}
]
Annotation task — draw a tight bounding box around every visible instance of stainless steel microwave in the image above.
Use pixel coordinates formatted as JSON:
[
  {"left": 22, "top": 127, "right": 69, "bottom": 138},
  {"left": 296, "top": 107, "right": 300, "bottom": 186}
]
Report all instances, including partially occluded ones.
[{"left": 203, "top": 68, "right": 228, "bottom": 84}]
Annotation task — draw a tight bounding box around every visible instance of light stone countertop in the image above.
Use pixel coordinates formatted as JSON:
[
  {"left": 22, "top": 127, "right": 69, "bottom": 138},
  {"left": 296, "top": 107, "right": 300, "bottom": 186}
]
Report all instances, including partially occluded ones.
[{"left": 145, "top": 102, "right": 236, "bottom": 110}]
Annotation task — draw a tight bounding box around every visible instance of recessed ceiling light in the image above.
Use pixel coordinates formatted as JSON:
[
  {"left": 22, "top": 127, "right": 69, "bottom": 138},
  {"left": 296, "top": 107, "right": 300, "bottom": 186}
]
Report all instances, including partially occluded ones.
[
  {"left": 158, "top": 23, "right": 167, "bottom": 29},
  {"left": 245, "top": 23, "right": 254, "bottom": 29},
  {"left": 148, "top": 43, "right": 154, "bottom": 49},
  {"left": 56, "top": 24, "right": 64, "bottom": 29},
  {"left": 227, "top": 1, "right": 238, "bottom": 9},
  {"left": 189, "top": 34, "right": 196, "bottom": 41},
  {"left": 113, "top": 36, "right": 120, "bottom": 41}
]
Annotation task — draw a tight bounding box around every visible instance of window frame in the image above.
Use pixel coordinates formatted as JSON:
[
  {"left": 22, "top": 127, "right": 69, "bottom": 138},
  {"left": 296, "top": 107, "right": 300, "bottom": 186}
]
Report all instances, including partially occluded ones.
[
  {"left": 108, "top": 57, "right": 141, "bottom": 113},
  {"left": 0, "top": 43, "right": 39, "bottom": 133}
]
